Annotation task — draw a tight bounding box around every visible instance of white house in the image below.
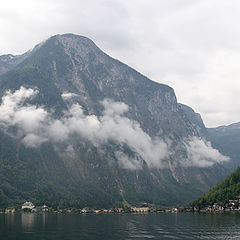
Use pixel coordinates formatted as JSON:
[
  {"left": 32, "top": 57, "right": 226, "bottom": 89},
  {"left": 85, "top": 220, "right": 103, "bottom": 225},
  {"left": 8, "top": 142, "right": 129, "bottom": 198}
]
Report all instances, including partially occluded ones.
[{"left": 22, "top": 202, "right": 35, "bottom": 210}]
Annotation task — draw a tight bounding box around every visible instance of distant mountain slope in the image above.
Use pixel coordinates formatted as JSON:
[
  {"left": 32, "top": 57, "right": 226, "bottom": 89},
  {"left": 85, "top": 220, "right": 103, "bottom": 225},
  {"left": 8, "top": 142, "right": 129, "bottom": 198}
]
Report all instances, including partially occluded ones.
[
  {"left": 0, "top": 53, "right": 30, "bottom": 76},
  {"left": 0, "top": 34, "right": 230, "bottom": 208},
  {"left": 180, "top": 104, "right": 240, "bottom": 170},
  {"left": 192, "top": 167, "right": 240, "bottom": 208},
  {"left": 207, "top": 122, "right": 240, "bottom": 170}
]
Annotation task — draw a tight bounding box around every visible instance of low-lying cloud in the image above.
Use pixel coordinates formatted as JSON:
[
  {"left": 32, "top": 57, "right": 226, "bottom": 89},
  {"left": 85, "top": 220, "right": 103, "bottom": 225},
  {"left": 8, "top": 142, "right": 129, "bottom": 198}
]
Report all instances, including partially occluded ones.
[
  {"left": 0, "top": 87, "right": 230, "bottom": 169},
  {"left": 61, "top": 92, "right": 79, "bottom": 100},
  {"left": 184, "top": 137, "right": 230, "bottom": 167}
]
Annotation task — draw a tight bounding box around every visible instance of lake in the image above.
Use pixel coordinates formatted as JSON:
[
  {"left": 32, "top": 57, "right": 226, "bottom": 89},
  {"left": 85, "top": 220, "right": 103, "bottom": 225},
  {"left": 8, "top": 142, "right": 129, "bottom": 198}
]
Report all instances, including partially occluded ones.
[{"left": 1, "top": 212, "right": 240, "bottom": 239}]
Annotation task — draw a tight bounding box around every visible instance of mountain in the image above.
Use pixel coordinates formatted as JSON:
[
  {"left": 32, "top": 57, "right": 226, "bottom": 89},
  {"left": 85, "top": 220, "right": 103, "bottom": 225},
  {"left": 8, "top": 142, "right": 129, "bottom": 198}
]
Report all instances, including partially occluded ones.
[
  {"left": 180, "top": 104, "right": 240, "bottom": 169},
  {"left": 0, "top": 52, "right": 30, "bottom": 75},
  {"left": 180, "top": 105, "right": 240, "bottom": 208},
  {"left": 0, "top": 34, "right": 230, "bottom": 208},
  {"left": 192, "top": 167, "right": 240, "bottom": 208},
  {"left": 207, "top": 122, "right": 240, "bottom": 170}
]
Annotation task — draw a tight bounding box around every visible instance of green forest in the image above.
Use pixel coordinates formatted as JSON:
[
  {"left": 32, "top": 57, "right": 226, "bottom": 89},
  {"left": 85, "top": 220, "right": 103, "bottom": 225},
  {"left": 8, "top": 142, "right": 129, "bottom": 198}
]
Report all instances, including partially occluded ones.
[{"left": 192, "top": 167, "right": 240, "bottom": 208}]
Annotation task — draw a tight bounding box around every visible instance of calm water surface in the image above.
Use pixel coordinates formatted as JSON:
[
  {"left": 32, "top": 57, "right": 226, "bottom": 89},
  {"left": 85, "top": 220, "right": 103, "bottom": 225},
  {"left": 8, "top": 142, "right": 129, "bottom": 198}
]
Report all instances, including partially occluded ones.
[{"left": 1, "top": 212, "right": 240, "bottom": 239}]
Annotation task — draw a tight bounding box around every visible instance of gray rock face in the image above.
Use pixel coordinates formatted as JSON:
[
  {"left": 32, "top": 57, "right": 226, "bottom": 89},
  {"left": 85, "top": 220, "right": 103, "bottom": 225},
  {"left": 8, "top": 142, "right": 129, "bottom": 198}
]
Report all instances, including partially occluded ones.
[
  {"left": 39, "top": 34, "right": 199, "bottom": 139},
  {"left": 0, "top": 34, "right": 230, "bottom": 207},
  {"left": 179, "top": 103, "right": 207, "bottom": 137}
]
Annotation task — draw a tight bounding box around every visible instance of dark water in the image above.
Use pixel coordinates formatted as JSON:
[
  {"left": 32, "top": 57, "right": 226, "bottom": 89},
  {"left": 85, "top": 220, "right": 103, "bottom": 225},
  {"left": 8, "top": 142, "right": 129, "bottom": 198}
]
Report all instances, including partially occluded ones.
[{"left": 1, "top": 212, "right": 240, "bottom": 239}]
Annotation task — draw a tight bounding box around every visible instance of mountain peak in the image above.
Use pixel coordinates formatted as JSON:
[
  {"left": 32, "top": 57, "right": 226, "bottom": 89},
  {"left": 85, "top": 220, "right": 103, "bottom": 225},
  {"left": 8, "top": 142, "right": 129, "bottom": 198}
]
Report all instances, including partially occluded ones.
[
  {"left": 47, "top": 33, "right": 100, "bottom": 53},
  {"left": 55, "top": 33, "right": 93, "bottom": 41}
]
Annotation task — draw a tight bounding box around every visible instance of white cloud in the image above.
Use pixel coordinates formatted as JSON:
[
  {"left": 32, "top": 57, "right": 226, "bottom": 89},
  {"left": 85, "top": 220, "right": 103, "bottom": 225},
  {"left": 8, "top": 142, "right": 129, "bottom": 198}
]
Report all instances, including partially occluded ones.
[
  {"left": 61, "top": 92, "right": 79, "bottom": 100},
  {"left": 115, "top": 151, "right": 142, "bottom": 170},
  {"left": 0, "top": 87, "right": 47, "bottom": 132},
  {"left": 0, "top": 87, "right": 170, "bottom": 168},
  {"left": 184, "top": 137, "right": 230, "bottom": 168},
  {"left": 22, "top": 133, "right": 47, "bottom": 148},
  {"left": 0, "top": 87, "right": 230, "bottom": 169}
]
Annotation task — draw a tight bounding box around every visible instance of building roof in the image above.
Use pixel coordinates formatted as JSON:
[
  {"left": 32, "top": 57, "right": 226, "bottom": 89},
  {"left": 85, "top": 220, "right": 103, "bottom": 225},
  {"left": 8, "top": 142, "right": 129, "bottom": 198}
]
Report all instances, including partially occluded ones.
[{"left": 22, "top": 202, "right": 34, "bottom": 206}]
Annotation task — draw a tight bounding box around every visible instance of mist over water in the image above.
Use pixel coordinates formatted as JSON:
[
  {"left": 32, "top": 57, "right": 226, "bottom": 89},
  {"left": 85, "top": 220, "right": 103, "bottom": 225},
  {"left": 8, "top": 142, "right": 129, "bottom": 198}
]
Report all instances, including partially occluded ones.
[{"left": 2, "top": 213, "right": 240, "bottom": 239}]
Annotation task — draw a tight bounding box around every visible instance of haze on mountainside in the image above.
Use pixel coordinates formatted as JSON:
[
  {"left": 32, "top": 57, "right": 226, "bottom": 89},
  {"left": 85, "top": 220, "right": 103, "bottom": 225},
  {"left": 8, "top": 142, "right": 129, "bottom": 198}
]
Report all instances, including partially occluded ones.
[{"left": 0, "top": 33, "right": 236, "bottom": 208}]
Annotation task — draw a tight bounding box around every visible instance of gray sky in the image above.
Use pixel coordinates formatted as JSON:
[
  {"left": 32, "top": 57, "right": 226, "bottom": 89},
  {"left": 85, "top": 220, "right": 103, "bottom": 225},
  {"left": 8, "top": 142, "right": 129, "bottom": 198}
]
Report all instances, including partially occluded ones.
[{"left": 0, "top": 0, "right": 240, "bottom": 127}]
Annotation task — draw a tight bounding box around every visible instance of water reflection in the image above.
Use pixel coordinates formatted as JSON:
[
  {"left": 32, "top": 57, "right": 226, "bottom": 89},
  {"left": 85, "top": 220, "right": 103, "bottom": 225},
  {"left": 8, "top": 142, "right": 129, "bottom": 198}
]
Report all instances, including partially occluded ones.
[
  {"left": 42, "top": 213, "right": 47, "bottom": 228},
  {"left": 1, "top": 213, "right": 240, "bottom": 239},
  {"left": 21, "top": 213, "right": 36, "bottom": 231},
  {"left": 5, "top": 212, "right": 15, "bottom": 225}
]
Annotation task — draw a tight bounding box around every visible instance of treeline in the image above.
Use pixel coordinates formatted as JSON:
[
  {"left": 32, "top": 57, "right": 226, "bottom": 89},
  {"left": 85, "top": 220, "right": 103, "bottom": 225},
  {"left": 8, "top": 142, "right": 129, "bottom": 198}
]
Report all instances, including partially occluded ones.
[{"left": 192, "top": 167, "right": 240, "bottom": 208}]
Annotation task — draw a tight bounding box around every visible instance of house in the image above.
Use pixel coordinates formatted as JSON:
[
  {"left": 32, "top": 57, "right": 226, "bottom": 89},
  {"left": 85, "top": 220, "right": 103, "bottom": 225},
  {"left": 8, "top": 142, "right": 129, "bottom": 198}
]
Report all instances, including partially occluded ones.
[
  {"left": 115, "top": 208, "right": 123, "bottom": 213},
  {"left": 31, "top": 207, "right": 38, "bottom": 213},
  {"left": 22, "top": 202, "right": 35, "bottom": 211},
  {"left": 131, "top": 207, "right": 150, "bottom": 212},
  {"left": 81, "top": 208, "right": 88, "bottom": 214},
  {"left": 171, "top": 208, "right": 178, "bottom": 213},
  {"left": 42, "top": 205, "right": 49, "bottom": 212},
  {"left": 5, "top": 207, "right": 15, "bottom": 214},
  {"left": 31, "top": 205, "right": 49, "bottom": 213}
]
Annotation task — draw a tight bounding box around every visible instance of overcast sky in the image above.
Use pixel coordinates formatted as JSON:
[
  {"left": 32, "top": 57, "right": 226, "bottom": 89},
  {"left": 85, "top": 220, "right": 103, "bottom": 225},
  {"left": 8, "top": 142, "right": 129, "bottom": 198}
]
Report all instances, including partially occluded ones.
[{"left": 0, "top": 0, "right": 240, "bottom": 127}]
